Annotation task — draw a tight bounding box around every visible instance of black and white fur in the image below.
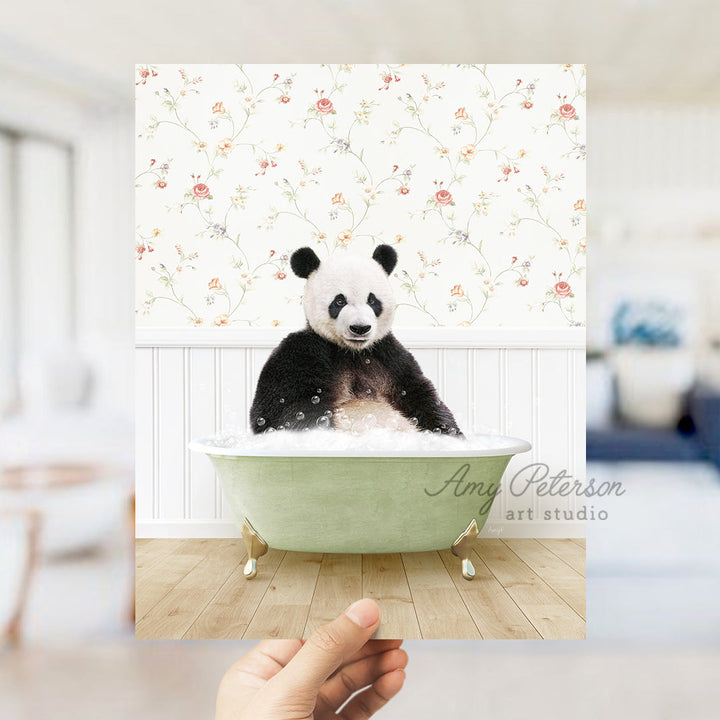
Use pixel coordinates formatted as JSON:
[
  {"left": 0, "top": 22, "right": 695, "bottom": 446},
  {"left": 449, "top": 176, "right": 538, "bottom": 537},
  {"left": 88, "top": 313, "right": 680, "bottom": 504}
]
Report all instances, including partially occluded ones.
[{"left": 249, "top": 245, "right": 462, "bottom": 435}]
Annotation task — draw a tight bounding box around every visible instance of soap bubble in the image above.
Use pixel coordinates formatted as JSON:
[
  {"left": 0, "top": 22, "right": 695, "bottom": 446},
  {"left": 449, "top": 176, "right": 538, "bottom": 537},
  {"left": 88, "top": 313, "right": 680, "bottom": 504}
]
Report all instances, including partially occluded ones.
[
  {"left": 366, "top": 388, "right": 372, "bottom": 394},
  {"left": 279, "top": 397, "right": 285, "bottom": 404},
  {"left": 316, "top": 388, "right": 322, "bottom": 393},
  {"left": 410, "top": 417, "right": 419, "bottom": 426},
  {"left": 195, "top": 427, "right": 533, "bottom": 455},
  {"left": 311, "top": 395, "right": 320, "bottom": 404},
  {"left": 256, "top": 417, "right": 266, "bottom": 427},
  {"left": 324, "top": 410, "right": 333, "bottom": 418},
  {"left": 365, "top": 358, "right": 371, "bottom": 364},
  {"left": 296, "top": 411, "right": 305, "bottom": 421},
  {"left": 400, "top": 389, "right": 407, "bottom": 396}
]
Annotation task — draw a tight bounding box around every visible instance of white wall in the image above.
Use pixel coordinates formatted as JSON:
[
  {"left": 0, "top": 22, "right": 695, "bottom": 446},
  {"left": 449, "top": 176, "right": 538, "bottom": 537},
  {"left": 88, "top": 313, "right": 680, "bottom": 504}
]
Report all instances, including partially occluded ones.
[{"left": 135, "top": 327, "right": 586, "bottom": 539}]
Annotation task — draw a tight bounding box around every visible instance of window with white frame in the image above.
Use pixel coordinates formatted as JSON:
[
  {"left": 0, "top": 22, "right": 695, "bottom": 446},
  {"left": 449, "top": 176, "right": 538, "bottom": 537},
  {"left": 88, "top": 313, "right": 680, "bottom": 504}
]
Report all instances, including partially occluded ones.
[{"left": 0, "top": 129, "right": 74, "bottom": 416}]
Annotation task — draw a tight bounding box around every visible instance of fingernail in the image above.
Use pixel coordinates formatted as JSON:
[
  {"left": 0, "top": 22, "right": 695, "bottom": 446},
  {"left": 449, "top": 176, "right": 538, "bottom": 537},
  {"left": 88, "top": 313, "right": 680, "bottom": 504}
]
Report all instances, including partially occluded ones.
[{"left": 345, "top": 599, "right": 379, "bottom": 628}]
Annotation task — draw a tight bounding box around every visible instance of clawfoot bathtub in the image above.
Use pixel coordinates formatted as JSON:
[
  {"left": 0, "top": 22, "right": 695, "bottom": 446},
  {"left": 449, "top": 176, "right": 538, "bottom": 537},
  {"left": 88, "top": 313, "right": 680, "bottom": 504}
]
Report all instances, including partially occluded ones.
[{"left": 189, "top": 436, "right": 531, "bottom": 580}]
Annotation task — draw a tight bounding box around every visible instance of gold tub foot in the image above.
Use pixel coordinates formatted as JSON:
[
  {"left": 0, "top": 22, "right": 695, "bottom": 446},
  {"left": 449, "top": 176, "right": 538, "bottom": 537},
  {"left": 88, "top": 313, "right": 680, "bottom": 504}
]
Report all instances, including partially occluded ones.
[
  {"left": 451, "top": 518, "right": 480, "bottom": 581},
  {"left": 241, "top": 518, "right": 268, "bottom": 579}
]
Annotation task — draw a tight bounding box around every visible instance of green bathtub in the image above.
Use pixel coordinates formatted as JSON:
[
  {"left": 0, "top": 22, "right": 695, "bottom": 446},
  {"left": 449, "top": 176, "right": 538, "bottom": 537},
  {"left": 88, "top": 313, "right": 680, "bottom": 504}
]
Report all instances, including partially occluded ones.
[{"left": 190, "top": 436, "right": 531, "bottom": 580}]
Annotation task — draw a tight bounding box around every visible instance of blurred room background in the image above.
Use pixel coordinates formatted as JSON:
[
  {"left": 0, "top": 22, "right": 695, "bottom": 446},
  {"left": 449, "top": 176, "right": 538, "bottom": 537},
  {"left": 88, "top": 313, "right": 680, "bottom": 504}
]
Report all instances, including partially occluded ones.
[{"left": 1, "top": 1, "right": 719, "bottom": 717}]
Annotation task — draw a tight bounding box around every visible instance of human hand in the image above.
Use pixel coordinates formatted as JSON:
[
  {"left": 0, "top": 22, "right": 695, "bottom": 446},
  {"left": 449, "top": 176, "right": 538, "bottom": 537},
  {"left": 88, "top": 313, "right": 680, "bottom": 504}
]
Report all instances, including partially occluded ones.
[{"left": 216, "top": 599, "right": 407, "bottom": 719}]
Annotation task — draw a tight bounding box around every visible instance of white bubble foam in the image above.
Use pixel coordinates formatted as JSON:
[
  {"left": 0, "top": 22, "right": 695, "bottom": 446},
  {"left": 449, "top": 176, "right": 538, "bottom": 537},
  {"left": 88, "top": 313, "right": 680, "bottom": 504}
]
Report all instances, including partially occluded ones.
[{"left": 191, "top": 427, "right": 531, "bottom": 457}]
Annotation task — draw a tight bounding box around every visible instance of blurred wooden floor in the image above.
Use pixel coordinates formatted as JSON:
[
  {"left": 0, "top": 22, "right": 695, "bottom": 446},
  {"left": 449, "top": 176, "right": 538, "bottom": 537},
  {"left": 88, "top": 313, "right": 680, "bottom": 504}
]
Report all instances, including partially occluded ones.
[{"left": 135, "top": 538, "right": 585, "bottom": 640}]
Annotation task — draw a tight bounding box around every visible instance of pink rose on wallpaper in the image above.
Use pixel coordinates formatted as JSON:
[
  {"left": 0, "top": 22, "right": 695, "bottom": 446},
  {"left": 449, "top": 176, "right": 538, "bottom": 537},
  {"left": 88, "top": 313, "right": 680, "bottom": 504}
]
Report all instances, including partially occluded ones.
[
  {"left": 316, "top": 97, "right": 334, "bottom": 114},
  {"left": 156, "top": 180, "right": 167, "bottom": 189},
  {"left": 518, "top": 278, "right": 529, "bottom": 287},
  {"left": 554, "top": 281, "right": 572, "bottom": 297},
  {"left": 276, "top": 271, "right": 287, "bottom": 280},
  {"left": 280, "top": 95, "right": 290, "bottom": 104},
  {"left": 559, "top": 103, "right": 576, "bottom": 120},
  {"left": 523, "top": 100, "right": 533, "bottom": 109},
  {"left": 192, "top": 183, "right": 210, "bottom": 199},
  {"left": 398, "top": 186, "right": 410, "bottom": 195},
  {"left": 435, "top": 189, "right": 453, "bottom": 206}
]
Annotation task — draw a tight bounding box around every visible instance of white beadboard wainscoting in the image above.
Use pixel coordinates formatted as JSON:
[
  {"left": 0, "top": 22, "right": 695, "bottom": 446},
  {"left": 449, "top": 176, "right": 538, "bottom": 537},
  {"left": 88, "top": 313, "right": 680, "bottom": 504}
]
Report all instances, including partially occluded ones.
[{"left": 136, "top": 327, "right": 586, "bottom": 539}]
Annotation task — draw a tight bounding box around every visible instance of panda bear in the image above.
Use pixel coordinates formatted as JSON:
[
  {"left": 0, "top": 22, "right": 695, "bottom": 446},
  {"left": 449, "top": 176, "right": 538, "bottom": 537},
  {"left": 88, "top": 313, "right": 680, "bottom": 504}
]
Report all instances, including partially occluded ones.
[{"left": 249, "top": 244, "right": 462, "bottom": 436}]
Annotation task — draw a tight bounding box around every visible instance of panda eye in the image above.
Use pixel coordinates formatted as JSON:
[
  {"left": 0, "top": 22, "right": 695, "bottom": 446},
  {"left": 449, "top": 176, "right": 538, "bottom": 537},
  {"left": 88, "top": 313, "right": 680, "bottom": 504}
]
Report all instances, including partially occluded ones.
[
  {"left": 367, "top": 292, "right": 383, "bottom": 317},
  {"left": 333, "top": 294, "right": 346, "bottom": 307}
]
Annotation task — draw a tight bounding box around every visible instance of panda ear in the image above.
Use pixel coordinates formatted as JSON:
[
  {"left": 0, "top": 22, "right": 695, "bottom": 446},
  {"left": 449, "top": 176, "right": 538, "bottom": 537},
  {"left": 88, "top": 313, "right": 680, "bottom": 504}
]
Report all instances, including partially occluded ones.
[
  {"left": 290, "top": 247, "right": 321, "bottom": 279},
  {"left": 372, "top": 244, "right": 397, "bottom": 275}
]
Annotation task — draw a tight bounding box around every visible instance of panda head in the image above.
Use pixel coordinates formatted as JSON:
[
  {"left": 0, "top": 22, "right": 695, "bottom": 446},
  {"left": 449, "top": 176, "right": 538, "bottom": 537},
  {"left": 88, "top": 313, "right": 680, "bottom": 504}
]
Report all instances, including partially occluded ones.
[{"left": 291, "top": 244, "right": 398, "bottom": 351}]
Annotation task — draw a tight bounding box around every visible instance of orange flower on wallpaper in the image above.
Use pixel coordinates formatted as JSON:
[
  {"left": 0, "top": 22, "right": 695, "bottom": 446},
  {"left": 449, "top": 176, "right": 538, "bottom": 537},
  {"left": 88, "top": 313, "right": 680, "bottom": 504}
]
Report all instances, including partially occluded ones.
[
  {"left": 331, "top": 193, "right": 345, "bottom": 205},
  {"left": 214, "top": 314, "right": 230, "bottom": 326},
  {"left": 337, "top": 229, "right": 353, "bottom": 245},
  {"left": 450, "top": 284, "right": 464, "bottom": 297},
  {"left": 574, "top": 199, "right": 586, "bottom": 211},
  {"left": 217, "top": 138, "right": 234, "bottom": 155},
  {"left": 208, "top": 278, "right": 222, "bottom": 291},
  {"left": 459, "top": 144, "right": 476, "bottom": 160},
  {"left": 454, "top": 107, "right": 468, "bottom": 120},
  {"left": 212, "top": 101, "right": 225, "bottom": 114}
]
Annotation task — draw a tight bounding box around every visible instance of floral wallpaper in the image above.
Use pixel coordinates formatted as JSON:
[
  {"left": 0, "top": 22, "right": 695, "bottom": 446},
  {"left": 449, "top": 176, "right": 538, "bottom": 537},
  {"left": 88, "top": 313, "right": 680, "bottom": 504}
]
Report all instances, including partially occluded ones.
[{"left": 136, "top": 64, "right": 585, "bottom": 328}]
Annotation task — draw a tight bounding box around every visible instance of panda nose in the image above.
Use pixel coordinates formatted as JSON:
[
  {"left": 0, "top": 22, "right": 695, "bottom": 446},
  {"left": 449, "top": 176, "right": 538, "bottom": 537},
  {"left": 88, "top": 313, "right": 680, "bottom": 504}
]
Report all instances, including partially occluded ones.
[{"left": 349, "top": 324, "right": 372, "bottom": 336}]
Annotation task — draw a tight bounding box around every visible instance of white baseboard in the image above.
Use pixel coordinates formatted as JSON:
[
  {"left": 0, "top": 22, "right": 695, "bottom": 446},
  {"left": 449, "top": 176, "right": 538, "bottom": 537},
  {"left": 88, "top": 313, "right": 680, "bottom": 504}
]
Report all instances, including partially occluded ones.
[
  {"left": 481, "top": 521, "right": 586, "bottom": 539},
  {"left": 135, "top": 519, "right": 585, "bottom": 540},
  {"left": 136, "top": 520, "right": 242, "bottom": 538}
]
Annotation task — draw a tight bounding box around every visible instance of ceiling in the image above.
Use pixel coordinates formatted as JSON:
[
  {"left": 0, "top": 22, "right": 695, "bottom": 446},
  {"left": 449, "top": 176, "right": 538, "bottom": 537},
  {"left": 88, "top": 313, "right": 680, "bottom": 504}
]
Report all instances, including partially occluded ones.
[{"left": 0, "top": 0, "right": 719, "bottom": 104}]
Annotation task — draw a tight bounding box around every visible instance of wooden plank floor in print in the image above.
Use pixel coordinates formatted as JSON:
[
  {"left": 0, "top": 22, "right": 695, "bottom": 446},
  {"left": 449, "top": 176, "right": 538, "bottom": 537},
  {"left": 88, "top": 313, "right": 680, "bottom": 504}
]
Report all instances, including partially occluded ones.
[{"left": 135, "top": 538, "right": 586, "bottom": 640}]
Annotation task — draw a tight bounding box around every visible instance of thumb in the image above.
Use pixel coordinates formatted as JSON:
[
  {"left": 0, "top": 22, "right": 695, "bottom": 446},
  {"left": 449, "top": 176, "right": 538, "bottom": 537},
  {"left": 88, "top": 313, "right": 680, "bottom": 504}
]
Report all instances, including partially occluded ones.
[{"left": 270, "top": 599, "right": 380, "bottom": 698}]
